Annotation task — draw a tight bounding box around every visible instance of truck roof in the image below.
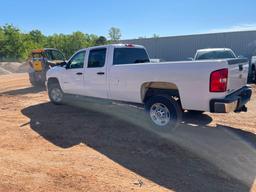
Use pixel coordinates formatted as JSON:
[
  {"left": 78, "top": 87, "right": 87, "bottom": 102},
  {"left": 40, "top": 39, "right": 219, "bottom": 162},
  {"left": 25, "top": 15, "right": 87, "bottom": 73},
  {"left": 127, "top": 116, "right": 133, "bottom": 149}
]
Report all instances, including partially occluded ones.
[
  {"left": 196, "top": 48, "right": 233, "bottom": 52},
  {"left": 79, "top": 44, "right": 145, "bottom": 51},
  {"left": 31, "top": 48, "right": 61, "bottom": 53}
]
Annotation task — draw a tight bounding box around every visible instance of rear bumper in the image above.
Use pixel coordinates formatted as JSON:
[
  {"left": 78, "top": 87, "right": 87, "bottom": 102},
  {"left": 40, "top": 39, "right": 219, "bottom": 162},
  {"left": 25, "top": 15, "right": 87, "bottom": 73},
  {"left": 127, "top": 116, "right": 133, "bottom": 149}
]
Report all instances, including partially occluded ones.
[{"left": 210, "top": 86, "right": 252, "bottom": 113}]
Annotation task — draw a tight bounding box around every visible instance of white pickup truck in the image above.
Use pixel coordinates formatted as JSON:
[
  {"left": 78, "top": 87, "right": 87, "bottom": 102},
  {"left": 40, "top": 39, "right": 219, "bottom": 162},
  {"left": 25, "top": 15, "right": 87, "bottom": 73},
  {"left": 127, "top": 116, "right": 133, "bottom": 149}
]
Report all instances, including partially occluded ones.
[
  {"left": 193, "top": 48, "right": 237, "bottom": 61},
  {"left": 46, "top": 44, "right": 252, "bottom": 130}
]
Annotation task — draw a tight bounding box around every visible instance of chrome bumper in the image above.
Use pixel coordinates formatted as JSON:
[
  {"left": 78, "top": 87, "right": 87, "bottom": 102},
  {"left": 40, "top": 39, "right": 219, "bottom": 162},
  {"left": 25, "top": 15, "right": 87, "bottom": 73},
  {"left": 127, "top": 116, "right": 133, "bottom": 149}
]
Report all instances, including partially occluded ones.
[
  {"left": 213, "top": 100, "right": 238, "bottom": 113},
  {"left": 210, "top": 86, "right": 252, "bottom": 113}
]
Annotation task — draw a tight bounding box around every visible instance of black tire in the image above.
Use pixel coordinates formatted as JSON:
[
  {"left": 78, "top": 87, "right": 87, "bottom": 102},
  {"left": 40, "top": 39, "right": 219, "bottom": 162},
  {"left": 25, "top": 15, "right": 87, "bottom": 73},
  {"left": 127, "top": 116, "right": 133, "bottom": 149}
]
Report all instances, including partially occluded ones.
[
  {"left": 30, "top": 80, "right": 37, "bottom": 87},
  {"left": 145, "top": 95, "right": 182, "bottom": 132},
  {"left": 30, "top": 80, "right": 45, "bottom": 87},
  {"left": 29, "top": 73, "right": 46, "bottom": 87},
  {"left": 48, "top": 83, "right": 64, "bottom": 105},
  {"left": 29, "top": 73, "right": 37, "bottom": 87}
]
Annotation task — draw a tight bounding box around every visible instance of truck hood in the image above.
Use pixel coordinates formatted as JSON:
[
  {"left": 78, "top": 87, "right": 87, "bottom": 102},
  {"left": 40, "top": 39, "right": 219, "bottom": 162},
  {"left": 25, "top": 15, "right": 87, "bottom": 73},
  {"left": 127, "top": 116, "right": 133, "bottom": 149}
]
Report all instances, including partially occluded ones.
[{"left": 46, "top": 66, "right": 65, "bottom": 78}]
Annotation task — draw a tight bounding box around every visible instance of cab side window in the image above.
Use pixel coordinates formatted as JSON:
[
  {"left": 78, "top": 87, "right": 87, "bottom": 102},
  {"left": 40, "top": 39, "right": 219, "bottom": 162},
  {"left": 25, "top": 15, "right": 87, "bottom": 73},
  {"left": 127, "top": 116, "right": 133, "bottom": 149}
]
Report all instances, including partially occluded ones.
[
  {"left": 68, "top": 51, "right": 86, "bottom": 69},
  {"left": 88, "top": 48, "right": 106, "bottom": 68}
]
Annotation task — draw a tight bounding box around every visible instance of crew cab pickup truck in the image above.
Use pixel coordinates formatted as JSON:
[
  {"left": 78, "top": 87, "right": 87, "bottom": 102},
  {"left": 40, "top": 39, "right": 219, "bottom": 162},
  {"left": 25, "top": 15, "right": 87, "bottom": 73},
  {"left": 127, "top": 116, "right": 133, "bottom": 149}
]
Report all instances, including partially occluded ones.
[{"left": 46, "top": 44, "right": 252, "bottom": 130}]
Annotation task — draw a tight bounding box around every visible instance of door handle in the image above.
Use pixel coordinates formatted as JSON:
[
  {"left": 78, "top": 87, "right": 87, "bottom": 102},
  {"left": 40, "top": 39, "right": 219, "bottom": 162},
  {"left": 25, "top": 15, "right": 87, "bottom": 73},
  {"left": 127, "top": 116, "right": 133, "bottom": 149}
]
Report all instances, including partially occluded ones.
[
  {"left": 239, "top": 65, "right": 243, "bottom": 71},
  {"left": 76, "top": 72, "right": 83, "bottom": 75},
  {"left": 97, "top": 72, "right": 105, "bottom": 75}
]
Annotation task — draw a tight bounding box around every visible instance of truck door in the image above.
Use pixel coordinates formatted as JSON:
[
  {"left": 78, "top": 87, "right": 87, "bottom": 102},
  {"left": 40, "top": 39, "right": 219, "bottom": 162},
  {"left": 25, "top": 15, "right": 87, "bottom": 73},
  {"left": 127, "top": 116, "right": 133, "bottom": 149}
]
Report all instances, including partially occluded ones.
[
  {"left": 83, "top": 48, "right": 108, "bottom": 98},
  {"left": 61, "top": 51, "right": 86, "bottom": 94}
]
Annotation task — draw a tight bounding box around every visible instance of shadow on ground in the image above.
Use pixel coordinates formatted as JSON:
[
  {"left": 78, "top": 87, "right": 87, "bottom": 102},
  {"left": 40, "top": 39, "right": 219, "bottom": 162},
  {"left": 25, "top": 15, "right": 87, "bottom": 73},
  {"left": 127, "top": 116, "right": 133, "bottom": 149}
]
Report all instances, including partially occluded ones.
[
  {"left": 1, "top": 86, "right": 45, "bottom": 95},
  {"left": 21, "top": 98, "right": 256, "bottom": 192}
]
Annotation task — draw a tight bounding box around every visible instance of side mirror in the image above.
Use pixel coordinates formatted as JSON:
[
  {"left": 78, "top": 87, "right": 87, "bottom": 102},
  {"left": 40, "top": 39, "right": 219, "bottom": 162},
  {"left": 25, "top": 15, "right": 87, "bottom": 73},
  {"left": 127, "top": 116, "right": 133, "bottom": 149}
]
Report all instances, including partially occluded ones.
[
  {"left": 57, "top": 61, "right": 67, "bottom": 68},
  {"left": 65, "top": 63, "right": 69, "bottom": 69},
  {"left": 187, "top": 57, "right": 194, "bottom": 61}
]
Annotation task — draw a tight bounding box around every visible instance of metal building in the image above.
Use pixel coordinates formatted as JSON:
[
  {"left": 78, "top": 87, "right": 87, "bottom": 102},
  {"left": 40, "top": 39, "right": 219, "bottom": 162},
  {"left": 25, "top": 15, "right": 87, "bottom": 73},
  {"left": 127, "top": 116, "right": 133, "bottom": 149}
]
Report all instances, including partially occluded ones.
[{"left": 121, "top": 31, "right": 256, "bottom": 61}]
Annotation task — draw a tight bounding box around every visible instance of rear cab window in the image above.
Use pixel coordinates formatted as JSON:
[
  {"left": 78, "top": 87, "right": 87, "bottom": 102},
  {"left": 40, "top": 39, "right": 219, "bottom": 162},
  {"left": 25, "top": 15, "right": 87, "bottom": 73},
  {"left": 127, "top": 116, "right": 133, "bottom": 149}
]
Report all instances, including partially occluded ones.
[
  {"left": 113, "top": 48, "right": 150, "bottom": 65},
  {"left": 195, "top": 50, "right": 236, "bottom": 60}
]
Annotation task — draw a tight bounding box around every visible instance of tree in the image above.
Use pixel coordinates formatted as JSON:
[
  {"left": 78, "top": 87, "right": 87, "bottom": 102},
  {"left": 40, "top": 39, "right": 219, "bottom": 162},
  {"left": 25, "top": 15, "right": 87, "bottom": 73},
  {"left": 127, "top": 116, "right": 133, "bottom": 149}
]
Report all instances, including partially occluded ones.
[
  {"left": 0, "top": 24, "right": 109, "bottom": 61},
  {"left": 0, "top": 27, "right": 4, "bottom": 59},
  {"left": 1, "top": 24, "right": 25, "bottom": 60},
  {"left": 28, "top": 30, "right": 46, "bottom": 44},
  {"left": 152, "top": 34, "right": 159, "bottom": 38},
  {"left": 108, "top": 27, "right": 121, "bottom": 42},
  {"left": 95, "top": 36, "right": 107, "bottom": 45}
]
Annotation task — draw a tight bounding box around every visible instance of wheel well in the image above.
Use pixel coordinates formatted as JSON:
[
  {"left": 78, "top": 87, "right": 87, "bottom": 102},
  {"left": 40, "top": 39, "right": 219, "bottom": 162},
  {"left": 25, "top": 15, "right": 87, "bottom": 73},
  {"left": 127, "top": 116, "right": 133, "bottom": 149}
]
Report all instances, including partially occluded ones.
[
  {"left": 47, "top": 78, "right": 59, "bottom": 87},
  {"left": 141, "top": 82, "right": 181, "bottom": 103}
]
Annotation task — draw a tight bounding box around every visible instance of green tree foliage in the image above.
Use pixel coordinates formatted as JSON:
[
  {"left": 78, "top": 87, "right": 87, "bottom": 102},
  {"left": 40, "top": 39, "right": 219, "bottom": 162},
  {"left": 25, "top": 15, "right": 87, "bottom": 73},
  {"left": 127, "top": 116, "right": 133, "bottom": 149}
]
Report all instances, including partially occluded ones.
[
  {"left": 108, "top": 27, "right": 121, "bottom": 42},
  {"left": 0, "top": 24, "right": 25, "bottom": 61},
  {"left": 95, "top": 36, "right": 107, "bottom": 45},
  {"left": 0, "top": 24, "right": 112, "bottom": 61}
]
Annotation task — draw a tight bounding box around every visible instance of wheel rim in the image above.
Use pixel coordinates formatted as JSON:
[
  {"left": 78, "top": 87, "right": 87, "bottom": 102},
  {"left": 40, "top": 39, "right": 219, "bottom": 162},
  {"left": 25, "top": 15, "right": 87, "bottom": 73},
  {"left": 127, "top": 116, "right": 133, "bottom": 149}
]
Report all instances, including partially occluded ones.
[
  {"left": 150, "top": 103, "right": 170, "bottom": 126},
  {"left": 51, "top": 88, "right": 63, "bottom": 102}
]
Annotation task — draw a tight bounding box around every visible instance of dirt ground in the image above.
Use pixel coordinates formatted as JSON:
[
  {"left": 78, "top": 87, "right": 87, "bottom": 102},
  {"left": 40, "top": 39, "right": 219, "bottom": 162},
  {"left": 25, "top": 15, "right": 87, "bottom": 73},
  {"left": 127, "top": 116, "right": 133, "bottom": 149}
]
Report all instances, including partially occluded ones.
[{"left": 0, "top": 73, "right": 255, "bottom": 192}]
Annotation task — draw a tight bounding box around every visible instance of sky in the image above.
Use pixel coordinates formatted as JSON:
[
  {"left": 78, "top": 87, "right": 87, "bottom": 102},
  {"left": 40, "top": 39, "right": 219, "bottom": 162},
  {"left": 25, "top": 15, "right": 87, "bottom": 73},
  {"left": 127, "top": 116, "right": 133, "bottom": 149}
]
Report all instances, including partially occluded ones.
[{"left": 0, "top": 0, "right": 256, "bottom": 39}]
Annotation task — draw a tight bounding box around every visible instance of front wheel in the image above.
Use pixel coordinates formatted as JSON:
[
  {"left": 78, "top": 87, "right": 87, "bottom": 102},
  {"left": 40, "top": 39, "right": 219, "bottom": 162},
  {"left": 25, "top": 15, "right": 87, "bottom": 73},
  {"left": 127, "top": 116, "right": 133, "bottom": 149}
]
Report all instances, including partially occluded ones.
[
  {"left": 145, "top": 95, "right": 182, "bottom": 132},
  {"left": 48, "top": 83, "right": 64, "bottom": 105}
]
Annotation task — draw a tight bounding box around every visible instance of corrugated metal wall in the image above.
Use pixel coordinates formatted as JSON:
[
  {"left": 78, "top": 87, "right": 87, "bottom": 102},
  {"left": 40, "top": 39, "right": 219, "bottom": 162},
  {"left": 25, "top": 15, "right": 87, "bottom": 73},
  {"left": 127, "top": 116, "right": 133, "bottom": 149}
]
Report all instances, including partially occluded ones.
[{"left": 121, "top": 31, "right": 256, "bottom": 61}]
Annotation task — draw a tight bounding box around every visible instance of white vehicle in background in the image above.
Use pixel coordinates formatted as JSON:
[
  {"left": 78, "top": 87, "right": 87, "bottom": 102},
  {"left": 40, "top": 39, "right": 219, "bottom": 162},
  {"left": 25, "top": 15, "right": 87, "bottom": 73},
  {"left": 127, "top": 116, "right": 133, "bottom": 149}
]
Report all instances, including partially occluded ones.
[
  {"left": 194, "top": 48, "right": 237, "bottom": 60},
  {"left": 46, "top": 44, "right": 252, "bottom": 131}
]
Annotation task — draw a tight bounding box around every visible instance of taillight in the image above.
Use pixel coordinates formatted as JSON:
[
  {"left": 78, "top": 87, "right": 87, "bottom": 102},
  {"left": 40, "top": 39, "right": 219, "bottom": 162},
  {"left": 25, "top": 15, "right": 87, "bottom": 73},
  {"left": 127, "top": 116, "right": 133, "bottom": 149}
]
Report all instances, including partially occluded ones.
[
  {"left": 125, "top": 44, "right": 134, "bottom": 48},
  {"left": 210, "top": 68, "right": 228, "bottom": 92}
]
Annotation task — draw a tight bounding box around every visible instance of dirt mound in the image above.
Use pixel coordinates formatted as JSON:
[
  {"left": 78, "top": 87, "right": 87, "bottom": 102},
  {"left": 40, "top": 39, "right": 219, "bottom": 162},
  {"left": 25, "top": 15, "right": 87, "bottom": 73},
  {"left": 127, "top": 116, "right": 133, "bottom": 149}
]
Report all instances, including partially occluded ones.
[{"left": 0, "top": 62, "right": 29, "bottom": 75}]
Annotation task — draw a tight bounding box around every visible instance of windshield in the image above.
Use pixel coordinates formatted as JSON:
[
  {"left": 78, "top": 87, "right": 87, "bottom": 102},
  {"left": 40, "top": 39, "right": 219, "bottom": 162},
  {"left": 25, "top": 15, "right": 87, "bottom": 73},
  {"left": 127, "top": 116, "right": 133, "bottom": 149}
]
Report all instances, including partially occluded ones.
[
  {"left": 32, "top": 53, "right": 43, "bottom": 59},
  {"left": 195, "top": 50, "right": 236, "bottom": 60},
  {"left": 45, "top": 50, "right": 65, "bottom": 61}
]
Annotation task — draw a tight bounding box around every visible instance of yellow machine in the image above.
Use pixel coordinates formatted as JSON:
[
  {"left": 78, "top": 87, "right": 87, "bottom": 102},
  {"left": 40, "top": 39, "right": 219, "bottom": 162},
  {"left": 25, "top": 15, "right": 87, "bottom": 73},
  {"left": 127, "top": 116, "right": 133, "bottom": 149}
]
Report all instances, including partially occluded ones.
[
  {"left": 31, "top": 49, "right": 44, "bottom": 72},
  {"left": 32, "top": 60, "right": 43, "bottom": 72},
  {"left": 28, "top": 48, "right": 65, "bottom": 86}
]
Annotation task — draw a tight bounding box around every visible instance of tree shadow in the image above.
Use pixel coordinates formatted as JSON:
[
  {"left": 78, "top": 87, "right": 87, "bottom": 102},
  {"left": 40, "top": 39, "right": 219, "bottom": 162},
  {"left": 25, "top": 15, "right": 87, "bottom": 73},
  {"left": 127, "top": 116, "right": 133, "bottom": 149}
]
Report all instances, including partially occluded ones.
[
  {"left": 1, "top": 86, "right": 45, "bottom": 95},
  {"left": 21, "top": 100, "right": 256, "bottom": 192}
]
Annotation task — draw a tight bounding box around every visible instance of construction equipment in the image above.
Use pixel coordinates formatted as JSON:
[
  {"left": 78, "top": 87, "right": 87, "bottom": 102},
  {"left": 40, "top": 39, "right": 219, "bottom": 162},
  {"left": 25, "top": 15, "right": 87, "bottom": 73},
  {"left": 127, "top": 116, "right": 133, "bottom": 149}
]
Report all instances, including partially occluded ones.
[{"left": 28, "top": 48, "right": 65, "bottom": 86}]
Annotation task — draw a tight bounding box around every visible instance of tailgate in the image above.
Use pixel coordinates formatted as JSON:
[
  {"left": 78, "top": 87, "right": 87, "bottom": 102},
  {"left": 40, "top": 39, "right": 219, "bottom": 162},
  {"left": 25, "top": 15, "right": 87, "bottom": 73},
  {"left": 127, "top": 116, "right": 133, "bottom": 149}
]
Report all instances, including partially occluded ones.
[{"left": 227, "top": 58, "right": 249, "bottom": 94}]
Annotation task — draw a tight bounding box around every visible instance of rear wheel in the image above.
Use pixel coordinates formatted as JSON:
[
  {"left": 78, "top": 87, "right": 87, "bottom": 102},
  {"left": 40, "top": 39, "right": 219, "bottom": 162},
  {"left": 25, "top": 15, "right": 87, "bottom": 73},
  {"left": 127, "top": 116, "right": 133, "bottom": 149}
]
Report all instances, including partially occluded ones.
[
  {"left": 145, "top": 95, "right": 182, "bottom": 132},
  {"left": 48, "top": 83, "right": 64, "bottom": 105}
]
